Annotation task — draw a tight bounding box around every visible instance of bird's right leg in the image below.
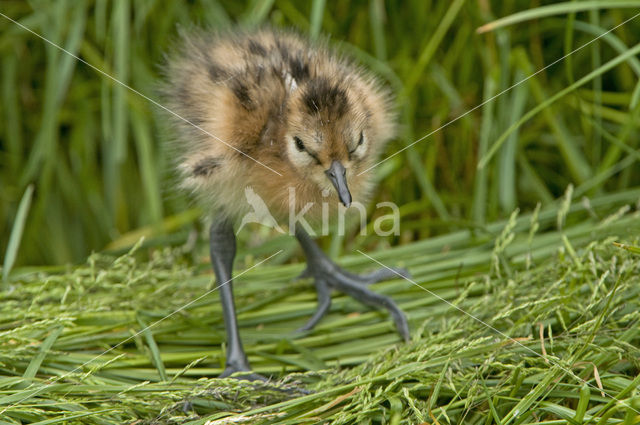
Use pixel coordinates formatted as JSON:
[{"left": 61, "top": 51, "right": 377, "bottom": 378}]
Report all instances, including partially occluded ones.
[
  {"left": 294, "top": 227, "right": 410, "bottom": 341},
  {"left": 209, "top": 219, "right": 265, "bottom": 381}
]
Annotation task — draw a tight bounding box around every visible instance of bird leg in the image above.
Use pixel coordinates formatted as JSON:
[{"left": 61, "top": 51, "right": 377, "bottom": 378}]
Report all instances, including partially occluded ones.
[
  {"left": 294, "top": 227, "right": 410, "bottom": 341},
  {"left": 209, "top": 219, "right": 265, "bottom": 381}
]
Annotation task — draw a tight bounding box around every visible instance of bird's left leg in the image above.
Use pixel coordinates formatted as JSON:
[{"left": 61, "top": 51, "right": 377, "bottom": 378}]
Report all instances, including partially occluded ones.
[
  {"left": 294, "top": 227, "right": 410, "bottom": 341},
  {"left": 209, "top": 219, "right": 265, "bottom": 381}
]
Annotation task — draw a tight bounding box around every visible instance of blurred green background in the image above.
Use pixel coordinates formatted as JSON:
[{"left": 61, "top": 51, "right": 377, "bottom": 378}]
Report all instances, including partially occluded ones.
[{"left": 1, "top": 0, "right": 639, "bottom": 266}]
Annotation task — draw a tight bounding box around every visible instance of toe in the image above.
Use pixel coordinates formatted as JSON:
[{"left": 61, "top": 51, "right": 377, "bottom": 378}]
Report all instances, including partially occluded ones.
[
  {"left": 360, "top": 267, "right": 411, "bottom": 284},
  {"left": 296, "top": 278, "right": 331, "bottom": 333},
  {"left": 296, "top": 304, "right": 330, "bottom": 333},
  {"left": 389, "top": 306, "right": 411, "bottom": 342}
]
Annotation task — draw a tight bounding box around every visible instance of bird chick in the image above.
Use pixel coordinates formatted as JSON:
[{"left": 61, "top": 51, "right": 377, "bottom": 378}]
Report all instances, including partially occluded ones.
[{"left": 162, "top": 27, "right": 409, "bottom": 380}]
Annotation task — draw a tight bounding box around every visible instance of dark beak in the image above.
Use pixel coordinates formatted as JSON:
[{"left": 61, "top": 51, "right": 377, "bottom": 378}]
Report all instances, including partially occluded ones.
[{"left": 325, "top": 160, "right": 352, "bottom": 207}]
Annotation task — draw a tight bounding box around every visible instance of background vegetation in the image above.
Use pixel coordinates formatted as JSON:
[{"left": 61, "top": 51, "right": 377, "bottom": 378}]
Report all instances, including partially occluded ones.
[
  {"left": 1, "top": 0, "right": 640, "bottom": 423},
  {"left": 1, "top": 0, "right": 639, "bottom": 266}
]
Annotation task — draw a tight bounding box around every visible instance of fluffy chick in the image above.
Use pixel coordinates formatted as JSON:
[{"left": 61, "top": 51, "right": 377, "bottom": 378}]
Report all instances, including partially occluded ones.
[
  {"left": 162, "top": 27, "right": 395, "bottom": 221},
  {"left": 161, "top": 27, "right": 408, "bottom": 380}
]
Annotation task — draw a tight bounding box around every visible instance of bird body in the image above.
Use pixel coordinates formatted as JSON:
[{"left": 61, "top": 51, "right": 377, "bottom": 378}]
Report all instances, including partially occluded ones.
[{"left": 162, "top": 28, "right": 395, "bottom": 223}]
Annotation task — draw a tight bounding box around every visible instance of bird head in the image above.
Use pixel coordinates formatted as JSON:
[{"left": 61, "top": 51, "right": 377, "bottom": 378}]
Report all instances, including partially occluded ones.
[{"left": 282, "top": 76, "right": 385, "bottom": 208}]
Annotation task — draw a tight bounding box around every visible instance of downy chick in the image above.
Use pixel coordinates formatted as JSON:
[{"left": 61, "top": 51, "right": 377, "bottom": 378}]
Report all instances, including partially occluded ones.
[{"left": 162, "top": 27, "right": 409, "bottom": 379}]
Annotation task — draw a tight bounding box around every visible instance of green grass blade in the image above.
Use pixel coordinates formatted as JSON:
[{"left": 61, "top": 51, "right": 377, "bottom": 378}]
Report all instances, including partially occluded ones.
[
  {"left": 498, "top": 69, "right": 528, "bottom": 213},
  {"left": 2, "top": 185, "right": 34, "bottom": 283},
  {"left": 1, "top": 55, "right": 23, "bottom": 174},
  {"left": 309, "top": 0, "right": 325, "bottom": 41},
  {"left": 131, "top": 107, "right": 163, "bottom": 226},
  {"left": 472, "top": 76, "right": 496, "bottom": 224},
  {"left": 477, "top": 1, "right": 640, "bottom": 33},
  {"left": 369, "top": 0, "right": 387, "bottom": 60},
  {"left": 28, "top": 410, "right": 116, "bottom": 425},
  {"left": 569, "top": 19, "right": 640, "bottom": 78},
  {"left": 22, "top": 326, "right": 64, "bottom": 385},
  {"left": 241, "top": 0, "right": 275, "bottom": 28},
  {"left": 630, "top": 78, "right": 640, "bottom": 108},
  {"left": 401, "top": 0, "right": 465, "bottom": 97},
  {"left": 574, "top": 383, "right": 590, "bottom": 422},
  {"left": 613, "top": 242, "right": 640, "bottom": 254},
  {"left": 112, "top": 0, "right": 129, "bottom": 165},
  {"left": 138, "top": 317, "right": 168, "bottom": 382}
]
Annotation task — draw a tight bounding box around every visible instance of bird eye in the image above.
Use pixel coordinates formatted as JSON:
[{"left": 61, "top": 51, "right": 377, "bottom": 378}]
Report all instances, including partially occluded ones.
[
  {"left": 292, "top": 136, "right": 321, "bottom": 164},
  {"left": 349, "top": 132, "right": 364, "bottom": 154},
  {"left": 294, "top": 136, "right": 305, "bottom": 152}
]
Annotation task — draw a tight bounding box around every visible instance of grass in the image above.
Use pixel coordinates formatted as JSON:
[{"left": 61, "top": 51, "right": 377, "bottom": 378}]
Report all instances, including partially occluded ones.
[
  {"left": 1, "top": 0, "right": 640, "bottom": 423},
  {"left": 1, "top": 188, "right": 639, "bottom": 423},
  {"left": 1, "top": 1, "right": 640, "bottom": 265}
]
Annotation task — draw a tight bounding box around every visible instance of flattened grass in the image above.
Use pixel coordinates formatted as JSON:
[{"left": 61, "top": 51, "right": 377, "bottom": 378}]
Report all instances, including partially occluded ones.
[
  {"left": 1, "top": 2, "right": 640, "bottom": 264},
  {"left": 1, "top": 190, "right": 639, "bottom": 423}
]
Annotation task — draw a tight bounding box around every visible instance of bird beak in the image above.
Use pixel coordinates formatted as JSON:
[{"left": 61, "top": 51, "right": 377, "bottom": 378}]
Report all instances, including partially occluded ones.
[{"left": 325, "top": 160, "right": 352, "bottom": 207}]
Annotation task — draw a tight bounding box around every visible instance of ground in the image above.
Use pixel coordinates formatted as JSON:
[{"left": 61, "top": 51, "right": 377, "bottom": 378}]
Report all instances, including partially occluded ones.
[{"left": 1, "top": 188, "right": 639, "bottom": 424}]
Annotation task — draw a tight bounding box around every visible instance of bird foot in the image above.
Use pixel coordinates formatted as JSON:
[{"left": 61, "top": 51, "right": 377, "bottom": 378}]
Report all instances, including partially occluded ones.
[
  {"left": 219, "top": 364, "right": 268, "bottom": 382},
  {"left": 296, "top": 257, "right": 410, "bottom": 341},
  {"left": 219, "top": 356, "right": 268, "bottom": 382}
]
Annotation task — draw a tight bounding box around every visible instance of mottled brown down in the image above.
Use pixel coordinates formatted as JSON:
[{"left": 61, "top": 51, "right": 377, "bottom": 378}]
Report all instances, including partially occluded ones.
[{"left": 161, "top": 27, "right": 396, "bottom": 223}]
